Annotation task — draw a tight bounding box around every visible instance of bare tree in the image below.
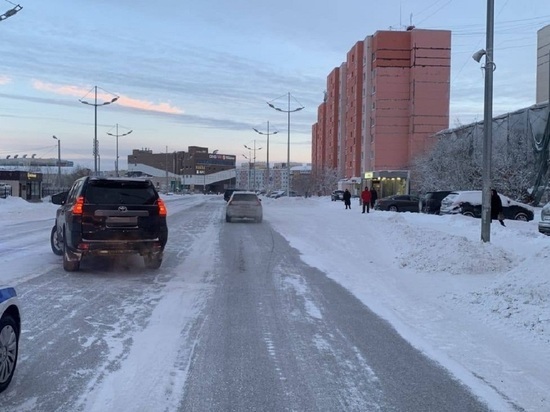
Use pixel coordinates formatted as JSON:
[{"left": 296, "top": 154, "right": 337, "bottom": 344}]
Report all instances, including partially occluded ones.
[{"left": 310, "top": 166, "right": 339, "bottom": 196}]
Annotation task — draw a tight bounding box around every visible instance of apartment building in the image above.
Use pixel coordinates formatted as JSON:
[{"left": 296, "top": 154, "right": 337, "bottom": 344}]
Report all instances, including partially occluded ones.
[{"left": 313, "top": 27, "right": 451, "bottom": 196}]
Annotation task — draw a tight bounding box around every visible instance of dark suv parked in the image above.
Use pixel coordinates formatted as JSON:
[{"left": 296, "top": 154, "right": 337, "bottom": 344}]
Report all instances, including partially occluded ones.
[
  {"left": 50, "top": 177, "right": 168, "bottom": 271},
  {"left": 419, "top": 190, "right": 453, "bottom": 214}
]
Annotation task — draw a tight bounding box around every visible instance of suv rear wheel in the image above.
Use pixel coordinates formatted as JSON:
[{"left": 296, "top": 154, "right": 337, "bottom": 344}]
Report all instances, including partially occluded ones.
[
  {"left": 63, "top": 237, "right": 81, "bottom": 272},
  {"left": 143, "top": 253, "right": 162, "bottom": 269}
]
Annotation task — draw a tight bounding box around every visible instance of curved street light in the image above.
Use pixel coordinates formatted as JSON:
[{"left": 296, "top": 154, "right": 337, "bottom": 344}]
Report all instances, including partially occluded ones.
[
  {"left": 0, "top": 4, "right": 22, "bottom": 22},
  {"left": 242, "top": 153, "right": 252, "bottom": 191},
  {"left": 253, "top": 121, "right": 278, "bottom": 192},
  {"left": 79, "top": 86, "right": 119, "bottom": 175},
  {"left": 107, "top": 124, "right": 133, "bottom": 177},
  {"left": 244, "top": 141, "right": 263, "bottom": 191},
  {"left": 267, "top": 93, "right": 304, "bottom": 197}
]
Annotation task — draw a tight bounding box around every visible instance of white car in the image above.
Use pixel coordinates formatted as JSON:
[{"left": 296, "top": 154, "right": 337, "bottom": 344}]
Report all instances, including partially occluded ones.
[
  {"left": 226, "top": 191, "right": 263, "bottom": 223},
  {"left": 538, "top": 201, "right": 550, "bottom": 235},
  {"left": 0, "top": 286, "right": 20, "bottom": 393},
  {"left": 440, "top": 190, "right": 534, "bottom": 221}
]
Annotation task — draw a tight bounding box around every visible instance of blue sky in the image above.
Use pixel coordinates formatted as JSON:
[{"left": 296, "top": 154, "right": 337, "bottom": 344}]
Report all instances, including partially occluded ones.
[{"left": 1, "top": 0, "right": 548, "bottom": 170}]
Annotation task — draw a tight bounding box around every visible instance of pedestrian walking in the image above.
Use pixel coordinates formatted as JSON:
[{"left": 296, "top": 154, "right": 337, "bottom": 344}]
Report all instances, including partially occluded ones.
[
  {"left": 370, "top": 187, "right": 378, "bottom": 209},
  {"left": 491, "top": 189, "right": 506, "bottom": 226},
  {"left": 343, "top": 189, "right": 352, "bottom": 209},
  {"left": 361, "top": 187, "right": 372, "bottom": 213}
]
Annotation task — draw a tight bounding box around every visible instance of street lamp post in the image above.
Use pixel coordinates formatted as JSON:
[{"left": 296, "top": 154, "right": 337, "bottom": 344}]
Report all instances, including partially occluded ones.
[
  {"left": 244, "top": 141, "right": 262, "bottom": 192},
  {"left": 268, "top": 93, "right": 304, "bottom": 197},
  {"left": 79, "top": 86, "right": 119, "bottom": 176},
  {"left": 52, "top": 135, "right": 61, "bottom": 187},
  {"left": 253, "top": 121, "right": 278, "bottom": 192},
  {"left": 472, "top": 0, "right": 495, "bottom": 243},
  {"left": 0, "top": 4, "right": 22, "bottom": 22},
  {"left": 242, "top": 153, "right": 251, "bottom": 191},
  {"left": 107, "top": 124, "right": 133, "bottom": 177}
]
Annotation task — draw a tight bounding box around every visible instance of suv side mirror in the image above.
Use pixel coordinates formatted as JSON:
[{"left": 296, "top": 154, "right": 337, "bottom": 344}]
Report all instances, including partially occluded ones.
[{"left": 51, "top": 191, "right": 68, "bottom": 205}]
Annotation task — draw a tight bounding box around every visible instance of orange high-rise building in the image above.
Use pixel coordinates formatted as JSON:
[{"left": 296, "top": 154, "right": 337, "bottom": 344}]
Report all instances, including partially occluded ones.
[{"left": 313, "top": 27, "right": 451, "bottom": 195}]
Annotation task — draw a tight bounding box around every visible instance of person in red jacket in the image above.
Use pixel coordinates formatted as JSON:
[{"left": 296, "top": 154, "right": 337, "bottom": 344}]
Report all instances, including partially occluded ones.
[{"left": 361, "top": 187, "right": 372, "bottom": 213}]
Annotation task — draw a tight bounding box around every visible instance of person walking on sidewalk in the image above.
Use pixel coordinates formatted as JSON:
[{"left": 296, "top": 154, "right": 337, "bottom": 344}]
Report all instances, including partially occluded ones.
[
  {"left": 370, "top": 187, "right": 378, "bottom": 209},
  {"left": 491, "top": 189, "right": 506, "bottom": 226},
  {"left": 343, "top": 189, "right": 352, "bottom": 209},
  {"left": 361, "top": 187, "right": 372, "bottom": 213}
]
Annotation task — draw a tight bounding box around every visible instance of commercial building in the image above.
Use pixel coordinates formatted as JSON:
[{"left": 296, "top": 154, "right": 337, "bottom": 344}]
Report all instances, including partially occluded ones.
[
  {"left": 0, "top": 171, "right": 43, "bottom": 201},
  {"left": 127, "top": 146, "right": 236, "bottom": 193}
]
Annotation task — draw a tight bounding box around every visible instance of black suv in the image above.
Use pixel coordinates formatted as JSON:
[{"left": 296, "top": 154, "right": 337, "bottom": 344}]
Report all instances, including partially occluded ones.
[
  {"left": 419, "top": 190, "right": 452, "bottom": 214},
  {"left": 224, "top": 188, "right": 245, "bottom": 202},
  {"left": 50, "top": 177, "right": 168, "bottom": 271}
]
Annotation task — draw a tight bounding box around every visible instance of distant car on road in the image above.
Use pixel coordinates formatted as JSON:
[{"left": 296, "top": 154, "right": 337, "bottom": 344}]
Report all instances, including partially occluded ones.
[
  {"left": 440, "top": 191, "right": 534, "bottom": 221},
  {"left": 226, "top": 191, "right": 263, "bottom": 223},
  {"left": 374, "top": 195, "right": 420, "bottom": 212},
  {"left": 0, "top": 286, "right": 20, "bottom": 394},
  {"left": 331, "top": 190, "right": 345, "bottom": 201}
]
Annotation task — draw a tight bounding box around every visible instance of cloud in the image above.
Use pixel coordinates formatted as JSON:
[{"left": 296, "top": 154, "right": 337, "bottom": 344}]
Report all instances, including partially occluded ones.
[
  {"left": 0, "top": 75, "right": 12, "bottom": 85},
  {"left": 31, "top": 80, "right": 184, "bottom": 115}
]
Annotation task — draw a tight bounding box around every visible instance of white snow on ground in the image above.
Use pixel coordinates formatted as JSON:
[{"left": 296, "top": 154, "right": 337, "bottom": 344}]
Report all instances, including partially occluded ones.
[
  {"left": 262, "top": 196, "right": 550, "bottom": 412},
  {"left": 2, "top": 194, "right": 549, "bottom": 411}
]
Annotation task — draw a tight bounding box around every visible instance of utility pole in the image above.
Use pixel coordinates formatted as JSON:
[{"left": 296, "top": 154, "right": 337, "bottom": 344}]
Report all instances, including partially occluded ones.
[
  {"left": 268, "top": 93, "right": 304, "bottom": 196},
  {"left": 107, "top": 124, "right": 133, "bottom": 177},
  {"left": 52, "top": 135, "right": 61, "bottom": 187},
  {"left": 253, "top": 121, "right": 278, "bottom": 192}
]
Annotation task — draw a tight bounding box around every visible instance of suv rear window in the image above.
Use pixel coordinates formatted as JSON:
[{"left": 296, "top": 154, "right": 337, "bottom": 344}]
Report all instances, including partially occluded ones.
[
  {"left": 85, "top": 181, "right": 158, "bottom": 205},
  {"left": 231, "top": 193, "right": 258, "bottom": 201}
]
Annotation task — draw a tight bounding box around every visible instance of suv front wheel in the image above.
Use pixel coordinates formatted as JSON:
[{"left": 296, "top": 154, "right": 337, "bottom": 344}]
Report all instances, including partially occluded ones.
[
  {"left": 50, "top": 226, "right": 63, "bottom": 256},
  {"left": 0, "top": 313, "right": 19, "bottom": 394},
  {"left": 63, "top": 237, "right": 81, "bottom": 272}
]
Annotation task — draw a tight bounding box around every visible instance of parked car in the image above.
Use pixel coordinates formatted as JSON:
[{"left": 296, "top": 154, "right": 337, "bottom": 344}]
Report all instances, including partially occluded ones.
[
  {"left": 0, "top": 183, "right": 12, "bottom": 199},
  {"left": 226, "top": 191, "right": 263, "bottom": 223},
  {"left": 419, "top": 190, "right": 453, "bottom": 214},
  {"left": 538, "top": 201, "right": 550, "bottom": 235},
  {"left": 269, "top": 190, "right": 286, "bottom": 199},
  {"left": 440, "top": 190, "right": 534, "bottom": 221},
  {"left": 374, "top": 194, "right": 420, "bottom": 212},
  {"left": 50, "top": 177, "right": 169, "bottom": 271},
  {"left": 0, "top": 286, "right": 20, "bottom": 394},
  {"left": 331, "top": 190, "right": 345, "bottom": 201}
]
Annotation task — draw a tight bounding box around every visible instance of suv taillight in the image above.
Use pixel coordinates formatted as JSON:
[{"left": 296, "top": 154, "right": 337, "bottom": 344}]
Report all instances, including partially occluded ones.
[
  {"left": 157, "top": 198, "right": 167, "bottom": 217},
  {"left": 72, "top": 196, "right": 85, "bottom": 215}
]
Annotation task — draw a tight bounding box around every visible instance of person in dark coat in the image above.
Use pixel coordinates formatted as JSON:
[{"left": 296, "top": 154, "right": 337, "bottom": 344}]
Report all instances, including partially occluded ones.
[
  {"left": 370, "top": 187, "right": 378, "bottom": 209},
  {"left": 491, "top": 189, "right": 505, "bottom": 226},
  {"left": 343, "top": 189, "right": 352, "bottom": 209},
  {"left": 361, "top": 187, "right": 372, "bottom": 213}
]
